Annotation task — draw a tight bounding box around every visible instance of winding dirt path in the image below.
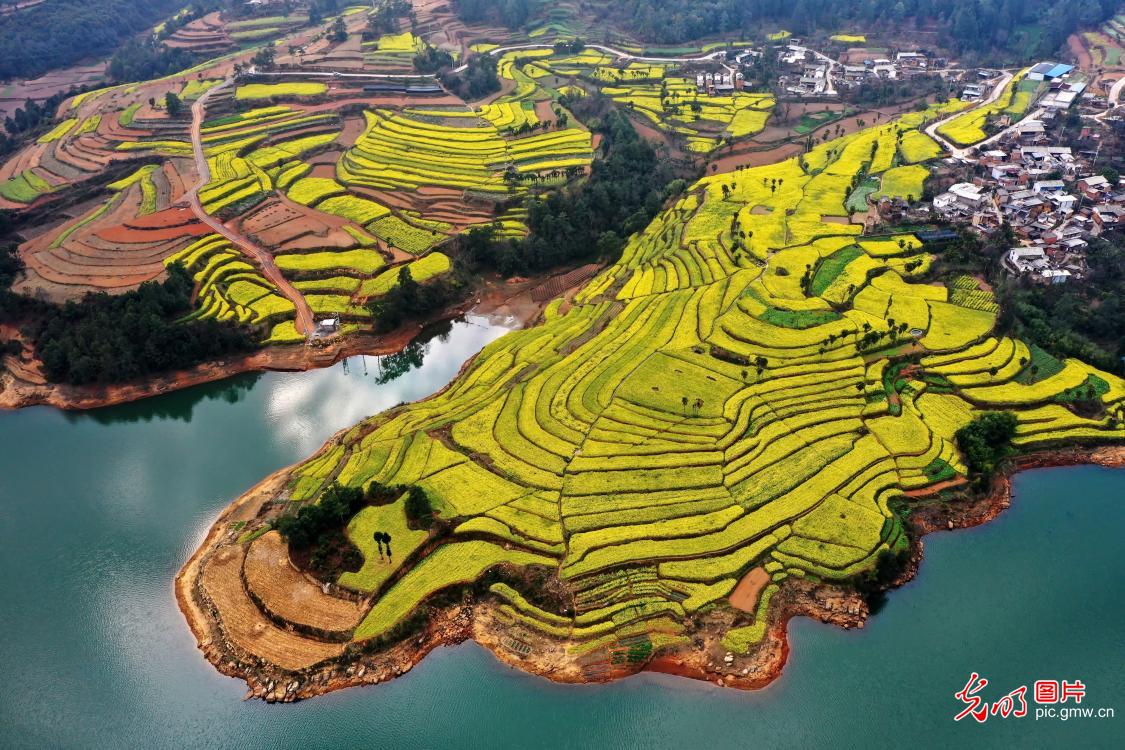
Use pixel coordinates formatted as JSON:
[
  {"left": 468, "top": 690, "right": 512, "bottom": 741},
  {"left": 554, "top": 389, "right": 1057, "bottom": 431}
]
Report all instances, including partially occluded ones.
[{"left": 184, "top": 80, "right": 314, "bottom": 337}]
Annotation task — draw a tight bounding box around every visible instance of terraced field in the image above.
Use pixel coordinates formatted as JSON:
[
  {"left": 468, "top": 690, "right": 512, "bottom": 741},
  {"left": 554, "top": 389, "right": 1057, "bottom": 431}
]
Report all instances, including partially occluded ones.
[
  {"left": 937, "top": 70, "right": 1033, "bottom": 146},
  {"left": 338, "top": 108, "right": 593, "bottom": 201},
  {"left": 602, "top": 78, "right": 775, "bottom": 153},
  {"left": 227, "top": 108, "right": 1124, "bottom": 676},
  {"left": 480, "top": 47, "right": 775, "bottom": 155},
  {"left": 1, "top": 26, "right": 598, "bottom": 328}
]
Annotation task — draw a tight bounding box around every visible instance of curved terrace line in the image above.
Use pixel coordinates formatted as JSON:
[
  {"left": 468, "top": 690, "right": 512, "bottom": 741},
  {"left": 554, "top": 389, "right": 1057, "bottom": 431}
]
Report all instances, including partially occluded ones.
[{"left": 184, "top": 79, "right": 315, "bottom": 338}]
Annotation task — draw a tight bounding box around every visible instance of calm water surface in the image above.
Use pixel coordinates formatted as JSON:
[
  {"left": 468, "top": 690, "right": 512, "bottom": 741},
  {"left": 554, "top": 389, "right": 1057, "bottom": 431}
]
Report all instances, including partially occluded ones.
[{"left": 0, "top": 316, "right": 1121, "bottom": 749}]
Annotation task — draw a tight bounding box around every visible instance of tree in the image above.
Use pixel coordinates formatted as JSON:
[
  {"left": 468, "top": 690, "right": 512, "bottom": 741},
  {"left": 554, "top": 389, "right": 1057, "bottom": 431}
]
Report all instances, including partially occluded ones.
[
  {"left": 955, "top": 412, "right": 1018, "bottom": 479},
  {"left": 164, "top": 92, "right": 182, "bottom": 117},
  {"left": 252, "top": 43, "right": 277, "bottom": 70},
  {"left": 31, "top": 264, "right": 255, "bottom": 385},
  {"left": 404, "top": 486, "right": 434, "bottom": 529},
  {"left": 596, "top": 231, "right": 623, "bottom": 258},
  {"left": 328, "top": 16, "right": 347, "bottom": 43}
]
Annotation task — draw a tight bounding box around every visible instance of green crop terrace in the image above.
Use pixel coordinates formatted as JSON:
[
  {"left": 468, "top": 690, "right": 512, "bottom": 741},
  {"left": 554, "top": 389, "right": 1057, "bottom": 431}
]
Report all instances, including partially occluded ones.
[{"left": 273, "top": 105, "right": 1125, "bottom": 664}]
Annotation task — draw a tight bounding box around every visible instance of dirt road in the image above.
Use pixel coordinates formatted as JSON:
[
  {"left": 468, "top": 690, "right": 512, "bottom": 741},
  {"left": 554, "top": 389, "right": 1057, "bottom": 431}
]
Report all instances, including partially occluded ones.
[{"left": 184, "top": 80, "right": 314, "bottom": 337}]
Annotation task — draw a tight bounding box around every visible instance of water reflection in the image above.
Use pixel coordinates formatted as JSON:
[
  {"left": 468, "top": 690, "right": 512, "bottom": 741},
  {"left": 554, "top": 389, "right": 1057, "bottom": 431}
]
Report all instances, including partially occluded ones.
[
  {"left": 64, "top": 315, "right": 508, "bottom": 430},
  {"left": 264, "top": 316, "right": 510, "bottom": 456},
  {"left": 66, "top": 374, "right": 263, "bottom": 425}
]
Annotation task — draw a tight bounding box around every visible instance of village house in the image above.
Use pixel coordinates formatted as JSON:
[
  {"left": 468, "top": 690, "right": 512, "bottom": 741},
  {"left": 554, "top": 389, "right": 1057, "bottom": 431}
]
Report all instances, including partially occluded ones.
[
  {"left": 841, "top": 65, "right": 869, "bottom": 85},
  {"left": 895, "top": 51, "right": 927, "bottom": 69},
  {"left": 1027, "top": 62, "right": 1075, "bottom": 82},
  {"left": 1032, "top": 179, "right": 1065, "bottom": 194},
  {"left": 1014, "top": 119, "right": 1047, "bottom": 145},
  {"left": 980, "top": 149, "right": 1008, "bottom": 167},
  {"left": 1092, "top": 205, "right": 1124, "bottom": 233},
  {"left": 1005, "top": 246, "right": 1049, "bottom": 274},
  {"left": 1047, "top": 192, "right": 1078, "bottom": 213},
  {"left": 1077, "top": 175, "right": 1110, "bottom": 201},
  {"left": 779, "top": 44, "right": 807, "bottom": 65},
  {"left": 1040, "top": 80, "right": 1087, "bottom": 111},
  {"left": 962, "top": 83, "right": 985, "bottom": 101},
  {"left": 949, "top": 182, "right": 988, "bottom": 207}
]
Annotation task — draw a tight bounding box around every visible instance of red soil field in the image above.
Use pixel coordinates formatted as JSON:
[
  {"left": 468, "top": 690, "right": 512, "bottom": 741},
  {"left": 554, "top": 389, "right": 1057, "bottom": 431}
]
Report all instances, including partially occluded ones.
[
  {"left": 96, "top": 222, "right": 210, "bottom": 243},
  {"left": 728, "top": 567, "right": 770, "bottom": 612},
  {"left": 122, "top": 206, "right": 198, "bottom": 229}
]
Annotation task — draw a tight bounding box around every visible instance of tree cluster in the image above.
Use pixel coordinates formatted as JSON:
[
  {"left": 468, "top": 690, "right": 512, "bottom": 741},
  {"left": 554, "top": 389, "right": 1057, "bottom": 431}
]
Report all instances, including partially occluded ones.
[
  {"left": 844, "top": 74, "right": 947, "bottom": 108},
  {"left": 31, "top": 263, "right": 257, "bottom": 385},
  {"left": 251, "top": 42, "right": 277, "bottom": 70},
  {"left": 955, "top": 411, "right": 1018, "bottom": 478},
  {"left": 307, "top": 0, "right": 343, "bottom": 26},
  {"left": 413, "top": 45, "right": 454, "bottom": 74},
  {"left": 367, "top": 265, "right": 463, "bottom": 334},
  {"left": 0, "top": 0, "right": 184, "bottom": 79},
  {"left": 440, "top": 53, "right": 500, "bottom": 100},
  {"left": 275, "top": 481, "right": 435, "bottom": 551},
  {"left": 404, "top": 486, "right": 435, "bottom": 529},
  {"left": 0, "top": 239, "right": 34, "bottom": 332},
  {"left": 4, "top": 90, "right": 77, "bottom": 139},
  {"left": 108, "top": 37, "right": 198, "bottom": 84},
  {"left": 998, "top": 233, "right": 1125, "bottom": 376},
  {"left": 363, "top": 0, "right": 411, "bottom": 37},
  {"left": 275, "top": 483, "right": 367, "bottom": 549},
  {"left": 453, "top": 0, "right": 533, "bottom": 28},
  {"left": 453, "top": 0, "right": 1120, "bottom": 62},
  {"left": 327, "top": 15, "right": 347, "bottom": 43},
  {"left": 456, "top": 104, "right": 678, "bottom": 275}
]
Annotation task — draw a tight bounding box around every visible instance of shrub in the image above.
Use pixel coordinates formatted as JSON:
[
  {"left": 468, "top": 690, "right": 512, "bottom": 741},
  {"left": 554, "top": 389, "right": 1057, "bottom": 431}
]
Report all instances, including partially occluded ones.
[{"left": 955, "top": 411, "right": 1018, "bottom": 477}]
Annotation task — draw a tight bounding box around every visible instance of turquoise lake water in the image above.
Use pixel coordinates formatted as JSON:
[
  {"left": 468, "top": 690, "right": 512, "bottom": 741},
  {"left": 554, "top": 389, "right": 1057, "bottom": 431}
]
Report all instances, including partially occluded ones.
[{"left": 0, "top": 317, "right": 1121, "bottom": 749}]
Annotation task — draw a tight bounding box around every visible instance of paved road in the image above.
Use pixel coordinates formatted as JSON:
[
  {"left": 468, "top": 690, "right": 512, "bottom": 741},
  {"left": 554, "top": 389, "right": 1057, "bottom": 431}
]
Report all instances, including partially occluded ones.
[
  {"left": 1090, "top": 74, "right": 1125, "bottom": 123},
  {"left": 923, "top": 71, "right": 1015, "bottom": 158},
  {"left": 805, "top": 48, "right": 840, "bottom": 95},
  {"left": 248, "top": 66, "right": 437, "bottom": 80},
  {"left": 184, "top": 80, "right": 315, "bottom": 337},
  {"left": 454, "top": 42, "right": 738, "bottom": 74},
  {"left": 1108, "top": 75, "right": 1125, "bottom": 107}
]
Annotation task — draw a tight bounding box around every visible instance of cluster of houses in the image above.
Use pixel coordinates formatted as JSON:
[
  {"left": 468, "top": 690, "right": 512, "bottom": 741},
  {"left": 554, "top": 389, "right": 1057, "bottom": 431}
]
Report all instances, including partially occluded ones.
[
  {"left": 775, "top": 42, "right": 937, "bottom": 96},
  {"left": 775, "top": 43, "right": 833, "bottom": 96},
  {"left": 961, "top": 61, "right": 1091, "bottom": 112},
  {"left": 930, "top": 121, "right": 1123, "bottom": 284},
  {"left": 694, "top": 71, "right": 745, "bottom": 94}
]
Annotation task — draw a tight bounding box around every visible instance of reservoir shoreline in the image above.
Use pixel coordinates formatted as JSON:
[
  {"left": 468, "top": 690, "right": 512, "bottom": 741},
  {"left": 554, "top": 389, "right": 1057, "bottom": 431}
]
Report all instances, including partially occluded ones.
[{"left": 176, "top": 438, "right": 1125, "bottom": 702}]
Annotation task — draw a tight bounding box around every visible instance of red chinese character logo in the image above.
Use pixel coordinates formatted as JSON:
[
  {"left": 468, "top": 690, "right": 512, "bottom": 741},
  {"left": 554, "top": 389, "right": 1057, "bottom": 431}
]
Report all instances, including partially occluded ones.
[
  {"left": 1061, "top": 680, "right": 1086, "bottom": 704},
  {"left": 955, "top": 673, "right": 990, "bottom": 723},
  {"left": 991, "top": 686, "right": 1028, "bottom": 718},
  {"left": 1034, "top": 679, "right": 1059, "bottom": 704}
]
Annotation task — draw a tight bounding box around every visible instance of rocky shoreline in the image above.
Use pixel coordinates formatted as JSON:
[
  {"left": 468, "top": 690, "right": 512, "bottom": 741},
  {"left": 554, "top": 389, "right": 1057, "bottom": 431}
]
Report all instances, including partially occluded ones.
[{"left": 174, "top": 441, "right": 1125, "bottom": 703}]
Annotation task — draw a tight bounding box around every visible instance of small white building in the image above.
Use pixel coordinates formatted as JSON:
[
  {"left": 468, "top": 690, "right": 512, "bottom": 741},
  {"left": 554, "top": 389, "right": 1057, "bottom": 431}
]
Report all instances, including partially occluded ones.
[
  {"left": 1032, "top": 179, "right": 1065, "bottom": 194},
  {"left": 1040, "top": 268, "right": 1072, "bottom": 284},
  {"left": 948, "top": 182, "right": 987, "bottom": 207},
  {"left": 1048, "top": 193, "right": 1078, "bottom": 213},
  {"left": 1005, "top": 246, "right": 1049, "bottom": 274}
]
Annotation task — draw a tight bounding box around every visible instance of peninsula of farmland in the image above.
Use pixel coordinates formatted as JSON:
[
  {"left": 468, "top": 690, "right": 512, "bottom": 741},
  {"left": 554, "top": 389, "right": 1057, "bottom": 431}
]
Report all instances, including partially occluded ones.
[
  {"left": 0, "top": 0, "right": 1122, "bottom": 706},
  {"left": 178, "top": 100, "right": 1125, "bottom": 700}
]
